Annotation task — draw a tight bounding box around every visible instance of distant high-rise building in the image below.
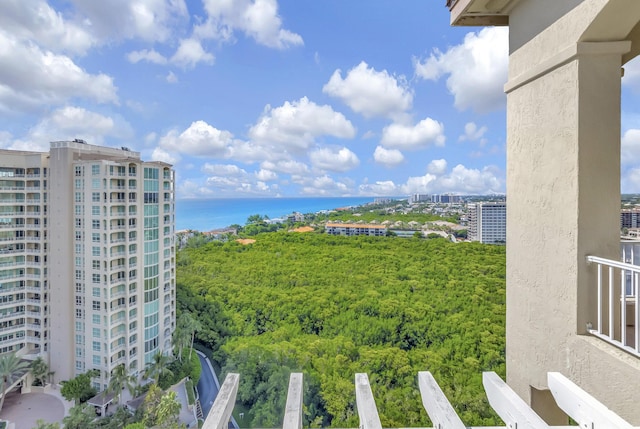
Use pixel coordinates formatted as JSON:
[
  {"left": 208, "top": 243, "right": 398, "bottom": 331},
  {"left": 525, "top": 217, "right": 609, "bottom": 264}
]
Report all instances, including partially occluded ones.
[
  {"left": 467, "top": 202, "right": 506, "bottom": 245},
  {"left": 431, "top": 194, "right": 462, "bottom": 204},
  {"left": 409, "top": 194, "right": 431, "bottom": 203},
  {"left": 0, "top": 141, "right": 176, "bottom": 390},
  {"left": 621, "top": 208, "right": 640, "bottom": 229}
]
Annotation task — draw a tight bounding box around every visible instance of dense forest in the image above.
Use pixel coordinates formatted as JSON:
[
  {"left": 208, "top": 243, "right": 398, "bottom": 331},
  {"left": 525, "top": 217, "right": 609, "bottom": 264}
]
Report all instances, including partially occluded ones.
[{"left": 177, "top": 232, "right": 505, "bottom": 428}]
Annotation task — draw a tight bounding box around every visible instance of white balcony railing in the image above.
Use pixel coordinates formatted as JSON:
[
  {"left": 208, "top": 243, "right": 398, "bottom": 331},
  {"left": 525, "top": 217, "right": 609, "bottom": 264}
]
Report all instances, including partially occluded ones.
[
  {"left": 586, "top": 255, "right": 640, "bottom": 358},
  {"left": 203, "top": 372, "right": 637, "bottom": 429}
]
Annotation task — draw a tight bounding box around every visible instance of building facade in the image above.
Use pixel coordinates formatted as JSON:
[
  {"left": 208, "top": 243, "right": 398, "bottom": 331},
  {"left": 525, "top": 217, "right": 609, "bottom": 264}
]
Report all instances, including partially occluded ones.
[
  {"left": 325, "top": 223, "right": 387, "bottom": 237},
  {"left": 431, "top": 194, "right": 462, "bottom": 204},
  {"left": 448, "top": 0, "right": 640, "bottom": 424},
  {"left": 0, "top": 151, "right": 49, "bottom": 357},
  {"left": 621, "top": 208, "right": 640, "bottom": 229},
  {"left": 0, "top": 141, "right": 176, "bottom": 390},
  {"left": 467, "top": 202, "right": 506, "bottom": 245}
]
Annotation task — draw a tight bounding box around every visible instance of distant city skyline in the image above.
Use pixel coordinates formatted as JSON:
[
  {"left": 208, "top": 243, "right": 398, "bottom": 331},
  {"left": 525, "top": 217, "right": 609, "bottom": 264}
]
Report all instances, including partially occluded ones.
[{"left": 2, "top": 1, "right": 640, "bottom": 197}]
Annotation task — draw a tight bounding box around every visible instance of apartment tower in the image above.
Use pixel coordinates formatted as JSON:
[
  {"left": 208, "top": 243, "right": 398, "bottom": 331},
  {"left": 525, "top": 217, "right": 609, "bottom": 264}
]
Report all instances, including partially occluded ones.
[
  {"left": 467, "top": 202, "right": 506, "bottom": 245},
  {"left": 0, "top": 141, "right": 176, "bottom": 389}
]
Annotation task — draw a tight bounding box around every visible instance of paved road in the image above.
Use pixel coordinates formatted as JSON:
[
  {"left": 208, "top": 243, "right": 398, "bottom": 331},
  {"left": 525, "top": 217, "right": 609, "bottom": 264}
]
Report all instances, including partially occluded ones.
[{"left": 196, "top": 351, "right": 239, "bottom": 429}]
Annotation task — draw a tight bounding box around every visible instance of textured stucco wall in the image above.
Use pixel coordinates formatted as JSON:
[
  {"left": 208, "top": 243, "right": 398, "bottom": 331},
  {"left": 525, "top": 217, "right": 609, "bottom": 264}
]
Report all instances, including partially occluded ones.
[{"left": 505, "top": 0, "right": 640, "bottom": 423}]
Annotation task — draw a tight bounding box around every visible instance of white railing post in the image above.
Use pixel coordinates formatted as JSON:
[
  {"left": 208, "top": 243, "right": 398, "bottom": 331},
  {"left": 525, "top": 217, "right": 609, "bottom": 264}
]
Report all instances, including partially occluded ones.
[
  {"left": 202, "top": 373, "right": 239, "bottom": 429},
  {"left": 355, "top": 373, "right": 382, "bottom": 429},
  {"left": 548, "top": 372, "right": 635, "bottom": 428},
  {"left": 482, "top": 372, "right": 549, "bottom": 429},
  {"left": 597, "top": 262, "right": 602, "bottom": 334},
  {"left": 609, "top": 265, "right": 614, "bottom": 339},
  {"left": 417, "top": 371, "right": 466, "bottom": 429},
  {"left": 636, "top": 272, "right": 640, "bottom": 353},
  {"left": 283, "top": 373, "right": 303, "bottom": 429},
  {"left": 622, "top": 268, "right": 627, "bottom": 346}
]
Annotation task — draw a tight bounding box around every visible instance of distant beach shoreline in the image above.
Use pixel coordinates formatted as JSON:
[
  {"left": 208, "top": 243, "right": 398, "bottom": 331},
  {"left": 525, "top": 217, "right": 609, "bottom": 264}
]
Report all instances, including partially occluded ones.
[{"left": 175, "top": 196, "right": 382, "bottom": 231}]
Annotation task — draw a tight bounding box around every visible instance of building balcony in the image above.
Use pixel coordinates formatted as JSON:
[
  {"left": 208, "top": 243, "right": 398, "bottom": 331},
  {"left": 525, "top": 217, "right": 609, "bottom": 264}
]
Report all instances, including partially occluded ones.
[
  {"left": 587, "top": 255, "right": 640, "bottom": 358},
  {"left": 0, "top": 323, "right": 25, "bottom": 334}
]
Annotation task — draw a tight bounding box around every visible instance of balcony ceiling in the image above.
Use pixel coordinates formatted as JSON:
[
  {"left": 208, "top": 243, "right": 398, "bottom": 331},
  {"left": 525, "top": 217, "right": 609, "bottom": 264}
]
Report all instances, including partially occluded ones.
[{"left": 447, "top": 0, "right": 521, "bottom": 26}]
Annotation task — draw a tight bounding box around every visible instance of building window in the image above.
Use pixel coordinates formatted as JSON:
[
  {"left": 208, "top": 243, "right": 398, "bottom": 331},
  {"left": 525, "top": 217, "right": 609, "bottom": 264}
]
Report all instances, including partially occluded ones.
[
  {"left": 75, "top": 166, "right": 83, "bottom": 177},
  {"left": 92, "top": 274, "right": 100, "bottom": 284},
  {"left": 92, "top": 220, "right": 100, "bottom": 230},
  {"left": 92, "top": 301, "right": 100, "bottom": 311},
  {"left": 93, "top": 328, "right": 100, "bottom": 338},
  {"left": 75, "top": 361, "right": 84, "bottom": 371},
  {"left": 92, "top": 192, "right": 100, "bottom": 202},
  {"left": 92, "top": 315, "right": 100, "bottom": 324},
  {"left": 75, "top": 334, "right": 84, "bottom": 345},
  {"left": 75, "top": 192, "right": 83, "bottom": 203},
  {"left": 92, "top": 179, "right": 100, "bottom": 189},
  {"left": 92, "top": 341, "right": 100, "bottom": 352},
  {"left": 92, "top": 164, "right": 100, "bottom": 176},
  {"left": 75, "top": 218, "right": 83, "bottom": 228},
  {"left": 93, "top": 355, "right": 100, "bottom": 365},
  {"left": 92, "top": 260, "right": 100, "bottom": 270},
  {"left": 92, "top": 247, "right": 100, "bottom": 257}
]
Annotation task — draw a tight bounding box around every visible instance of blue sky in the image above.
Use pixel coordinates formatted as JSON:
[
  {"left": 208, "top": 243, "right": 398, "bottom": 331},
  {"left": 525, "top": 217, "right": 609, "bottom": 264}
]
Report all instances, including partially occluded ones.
[{"left": 2, "top": 1, "right": 640, "bottom": 198}]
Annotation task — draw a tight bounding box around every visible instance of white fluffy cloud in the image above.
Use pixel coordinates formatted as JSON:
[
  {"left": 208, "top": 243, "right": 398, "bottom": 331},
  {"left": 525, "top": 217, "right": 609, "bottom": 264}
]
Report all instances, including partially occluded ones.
[
  {"left": 151, "top": 147, "right": 180, "bottom": 164},
  {"left": 255, "top": 169, "right": 278, "bottom": 181},
  {"left": 8, "top": 106, "right": 132, "bottom": 151},
  {"left": 415, "top": 27, "right": 508, "bottom": 113},
  {"left": 0, "top": 0, "right": 95, "bottom": 55},
  {"left": 171, "top": 38, "right": 215, "bottom": 69},
  {"left": 0, "top": 32, "right": 118, "bottom": 113},
  {"left": 69, "top": 0, "right": 188, "bottom": 43},
  {"left": 248, "top": 97, "right": 356, "bottom": 153},
  {"left": 261, "top": 160, "right": 310, "bottom": 175},
  {"left": 380, "top": 118, "right": 445, "bottom": 150},
  {"left": 301, "top": 175, "right": 352, "bottom": 196},
  {"left": 310, "top": 147, "right": 360, "bottom": 172},
  {"left": 459, "top": 122, "right": 488, "bottom": 142},
  {"left": 623, "top": 56, "right": 640, "bottom": 91},
  {"left": 202, "top": 163, "right": 248, "bottom": 176},
  {"left": 622, "top": 167, "right": 640, "bottom": 193},
  {"left": 373, "top": 146, "right": 404, "bottom": 167},
  {"left": 358, "top": 161, "right": 503, "bottom": 196},
  {"left": 159, "top": 120, "right": 233, "bottom": 158},
  {"left": 127, "top": 49, "right": 168, "bottom": 65},
  {"left": 427, "top": 159, "right": 447, "bottom": 175},
  {"left": 323, "top": 61, "right": 413, "bottom": 119},
  {"left": 195, "top": 0, "right": 303, "bottom": 49},
  {"left": 358, "top": 180, "right": 398, "bottom": 196},
  {"left": 622, "top": 129, "right": 640, "bottom": 165}
]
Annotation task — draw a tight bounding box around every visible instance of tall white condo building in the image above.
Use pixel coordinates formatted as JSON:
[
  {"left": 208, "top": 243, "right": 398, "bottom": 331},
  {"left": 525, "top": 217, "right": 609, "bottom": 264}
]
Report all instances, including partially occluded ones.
[{"left": 0, "top": 141, "right": 176, "bottom": 389}]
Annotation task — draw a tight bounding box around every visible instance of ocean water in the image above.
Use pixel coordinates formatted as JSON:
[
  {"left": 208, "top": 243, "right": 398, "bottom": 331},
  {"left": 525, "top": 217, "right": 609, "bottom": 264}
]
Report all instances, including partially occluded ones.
[{"left": 175, "top": 197, "right": 378, "bottom": 231}]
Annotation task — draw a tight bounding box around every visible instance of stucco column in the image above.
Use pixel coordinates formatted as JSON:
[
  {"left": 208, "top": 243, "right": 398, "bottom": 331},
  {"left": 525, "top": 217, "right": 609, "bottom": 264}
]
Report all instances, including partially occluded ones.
[{"left": 505, "top": 40, "right": 629, "bottom": 423}]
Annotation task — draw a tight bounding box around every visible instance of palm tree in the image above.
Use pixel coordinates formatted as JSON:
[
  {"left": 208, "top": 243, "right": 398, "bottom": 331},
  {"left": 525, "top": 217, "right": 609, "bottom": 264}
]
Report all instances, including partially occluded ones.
[
  {"left": 174, "top": 312, "right": 201, "bottom": 362},
  {"left": 0, "top": 353, "right": 31, "bottom": 413},
  {"left": 108, "top": 364, "right": 136, "bottom": 403},
  {"left": 180, "top": 312, "right": 202, "bottom": 360},
  {"left": 143, "top": 352, "right": 173, "bottom": 385},
  {"left": 171, "top": 322, "right": 190, "bottom": 363},
  {"left": 31, "top": 357, "right": 53, "bottom": 386}
]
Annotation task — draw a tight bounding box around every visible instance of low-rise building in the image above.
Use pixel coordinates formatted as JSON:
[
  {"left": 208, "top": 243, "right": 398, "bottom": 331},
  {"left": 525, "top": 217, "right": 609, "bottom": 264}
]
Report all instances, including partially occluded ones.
[{"left": 325, "top": 223, "right": 387, "bottom": 237}]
